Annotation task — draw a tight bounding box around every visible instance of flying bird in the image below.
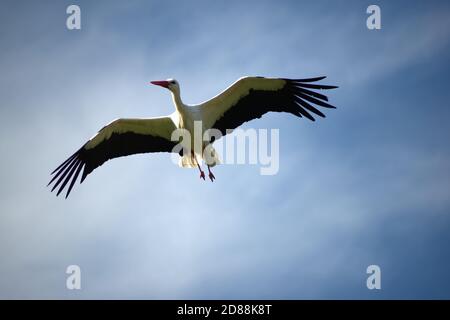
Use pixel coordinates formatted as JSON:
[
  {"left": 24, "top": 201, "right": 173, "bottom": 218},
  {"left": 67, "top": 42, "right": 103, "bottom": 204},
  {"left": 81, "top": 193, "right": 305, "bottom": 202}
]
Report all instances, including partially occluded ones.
[{"left": 48, "top": 76, "right": 338, "bottom": 198}]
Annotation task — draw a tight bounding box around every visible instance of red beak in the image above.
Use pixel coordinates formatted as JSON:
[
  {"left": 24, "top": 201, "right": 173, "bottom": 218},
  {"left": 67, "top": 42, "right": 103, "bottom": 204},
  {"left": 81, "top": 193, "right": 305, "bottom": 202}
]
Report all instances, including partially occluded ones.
[{"left": 150, "top": 80, "right": 170, "bottom": 88}]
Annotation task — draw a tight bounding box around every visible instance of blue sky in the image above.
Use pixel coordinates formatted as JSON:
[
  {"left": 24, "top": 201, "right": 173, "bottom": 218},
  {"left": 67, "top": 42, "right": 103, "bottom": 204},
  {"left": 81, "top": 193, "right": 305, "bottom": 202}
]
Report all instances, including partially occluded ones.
[{"left": 1, "top": 0, "right": 450, "bottom": 299}]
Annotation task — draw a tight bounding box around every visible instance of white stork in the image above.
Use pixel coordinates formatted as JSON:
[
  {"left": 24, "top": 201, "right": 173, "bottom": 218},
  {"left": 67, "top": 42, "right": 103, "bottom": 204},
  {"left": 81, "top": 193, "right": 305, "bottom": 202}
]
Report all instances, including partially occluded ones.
[{"left": 48, "top": 76, "right": 337, "bottom": 197}]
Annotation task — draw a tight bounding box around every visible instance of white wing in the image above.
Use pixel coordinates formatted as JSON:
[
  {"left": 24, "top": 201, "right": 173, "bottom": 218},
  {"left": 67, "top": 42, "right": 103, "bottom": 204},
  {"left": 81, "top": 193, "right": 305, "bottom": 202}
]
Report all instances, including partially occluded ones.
[
  {"left": 199, "top": 76, "right": 337, "bottom": 137},
  {"left": 48, "top": 116, "right": 177, "bottom": 197}
]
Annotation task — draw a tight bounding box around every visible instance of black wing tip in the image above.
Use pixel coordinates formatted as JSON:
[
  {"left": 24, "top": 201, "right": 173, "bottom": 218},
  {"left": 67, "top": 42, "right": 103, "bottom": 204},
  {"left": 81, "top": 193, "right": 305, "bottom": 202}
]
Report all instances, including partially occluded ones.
[
  {"left": 286, "top": 76, "right": 338, "bottom": 91},
  {"left": 48, "top": 149, "right": 86, "bottom": 198},
  {"left": 291, "top": 76, "right": 327, "bottom": 82},
  {"left": 287, "top": 76, "right": 338, "bottom": 121},
  {"left": 297, "top": 84, "right": 338, "bottom": 90}
]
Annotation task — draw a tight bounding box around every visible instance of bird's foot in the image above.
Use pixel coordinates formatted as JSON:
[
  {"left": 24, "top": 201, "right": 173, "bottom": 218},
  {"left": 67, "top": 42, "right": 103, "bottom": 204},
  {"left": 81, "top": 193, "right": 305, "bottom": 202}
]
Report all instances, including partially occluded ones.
[
  {"left": 208, "top": 171, "right": 215, "bottom": 182},
  {"left": 199, "top": 171, "right": 206, "bottom": 180}
]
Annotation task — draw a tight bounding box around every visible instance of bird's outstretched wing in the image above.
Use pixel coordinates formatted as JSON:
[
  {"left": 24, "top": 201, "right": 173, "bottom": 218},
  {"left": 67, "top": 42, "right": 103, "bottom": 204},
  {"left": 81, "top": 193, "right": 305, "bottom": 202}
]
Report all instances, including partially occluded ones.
[
  {"left": 48, "top": 116, "right": 177, "bottom": 198},
  {"left": 199, "top": 76, "right": 338, "bottom": 138}
]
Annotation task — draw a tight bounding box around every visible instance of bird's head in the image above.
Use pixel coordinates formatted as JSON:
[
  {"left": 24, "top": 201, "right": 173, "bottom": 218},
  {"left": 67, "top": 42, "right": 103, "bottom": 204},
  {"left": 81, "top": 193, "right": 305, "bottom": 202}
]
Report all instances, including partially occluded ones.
[{"left": 150, "top": 78, "right": 179, "bottom": 94}]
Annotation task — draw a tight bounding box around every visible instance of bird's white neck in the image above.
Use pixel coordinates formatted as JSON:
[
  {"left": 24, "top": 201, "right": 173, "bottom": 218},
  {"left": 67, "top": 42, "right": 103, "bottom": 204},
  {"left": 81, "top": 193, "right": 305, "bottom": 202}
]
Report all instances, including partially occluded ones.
[{"left": 171, "top": 90, "right": 186, "bottom": 114}]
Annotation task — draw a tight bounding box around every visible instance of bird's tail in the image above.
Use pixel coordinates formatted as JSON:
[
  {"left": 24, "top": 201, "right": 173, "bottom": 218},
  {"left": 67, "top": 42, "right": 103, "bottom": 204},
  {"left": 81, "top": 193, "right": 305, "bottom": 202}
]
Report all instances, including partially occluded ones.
[{"left": 179, "top": 153, "right": 198, "bottom": 168}]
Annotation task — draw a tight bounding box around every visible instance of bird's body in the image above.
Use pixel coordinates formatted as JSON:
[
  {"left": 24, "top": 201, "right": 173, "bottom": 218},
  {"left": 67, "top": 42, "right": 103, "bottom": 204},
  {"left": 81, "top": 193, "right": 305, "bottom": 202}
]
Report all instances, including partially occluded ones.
[{"left": 48, "top": 76, "right": 338, "bottom": 198}]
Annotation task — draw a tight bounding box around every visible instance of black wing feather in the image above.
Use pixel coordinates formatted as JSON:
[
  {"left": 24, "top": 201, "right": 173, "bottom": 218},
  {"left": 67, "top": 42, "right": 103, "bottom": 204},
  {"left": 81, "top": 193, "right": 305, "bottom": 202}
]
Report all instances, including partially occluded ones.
[
  {"left": 48, "top": 132, "right": 177, "bottom": 198},
  {"left": 211, "top": 77, "right": 338, "bottom": 136},
  {"left": 293, "top": 96, "right": 326, "bottom": 118},
  {"left": 296, "top": 92, "right": 336, "bottom": 109}
]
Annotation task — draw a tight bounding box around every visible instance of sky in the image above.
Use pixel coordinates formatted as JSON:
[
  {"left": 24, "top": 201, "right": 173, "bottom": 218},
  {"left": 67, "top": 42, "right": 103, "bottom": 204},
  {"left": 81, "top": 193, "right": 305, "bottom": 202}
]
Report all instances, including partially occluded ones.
[{"left": 0, "top": 0, "right": 450, "bottom": 299}]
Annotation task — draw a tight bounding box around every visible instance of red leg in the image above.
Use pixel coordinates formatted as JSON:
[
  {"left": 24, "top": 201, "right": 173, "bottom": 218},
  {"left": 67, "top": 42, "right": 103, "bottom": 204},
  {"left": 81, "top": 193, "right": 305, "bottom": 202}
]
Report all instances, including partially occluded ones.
[
  {"left": 197, "top": 163, "right": 205, "bottom": 180},
  {"left": 192, "top": 151, "right": 205, "bottom": 180},
  {"left": 207, "top": 165, "right": 215, "bottom": 182}
]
